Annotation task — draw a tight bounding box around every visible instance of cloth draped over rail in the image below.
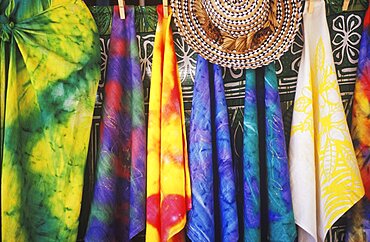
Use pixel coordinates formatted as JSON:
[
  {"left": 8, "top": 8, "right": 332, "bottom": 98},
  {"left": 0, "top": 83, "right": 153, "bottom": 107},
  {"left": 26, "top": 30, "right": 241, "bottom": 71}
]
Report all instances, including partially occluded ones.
[{"left": 0, "top": 0, "right": 100, "bottom": 241}]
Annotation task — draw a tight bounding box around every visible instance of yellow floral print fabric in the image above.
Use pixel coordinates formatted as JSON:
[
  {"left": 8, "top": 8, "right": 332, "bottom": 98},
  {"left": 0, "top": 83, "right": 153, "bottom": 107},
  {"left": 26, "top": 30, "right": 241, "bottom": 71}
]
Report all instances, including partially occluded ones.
[{"left": 288, "top": 1, "right": 364, "bottom": 242}]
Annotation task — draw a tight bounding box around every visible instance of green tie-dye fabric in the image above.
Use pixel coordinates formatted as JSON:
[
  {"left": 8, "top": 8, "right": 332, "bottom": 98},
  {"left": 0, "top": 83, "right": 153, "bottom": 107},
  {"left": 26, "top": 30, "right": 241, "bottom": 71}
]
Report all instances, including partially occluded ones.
[{"left": 0, "top": 0, "right": 100, "bottom": 241}]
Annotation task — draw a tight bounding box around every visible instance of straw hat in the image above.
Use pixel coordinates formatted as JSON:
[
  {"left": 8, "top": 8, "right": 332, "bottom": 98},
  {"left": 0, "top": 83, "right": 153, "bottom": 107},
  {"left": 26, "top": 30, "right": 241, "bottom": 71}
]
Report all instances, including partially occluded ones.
[{"left": 171, "top": 0, "right": 302, "bottom": 69}]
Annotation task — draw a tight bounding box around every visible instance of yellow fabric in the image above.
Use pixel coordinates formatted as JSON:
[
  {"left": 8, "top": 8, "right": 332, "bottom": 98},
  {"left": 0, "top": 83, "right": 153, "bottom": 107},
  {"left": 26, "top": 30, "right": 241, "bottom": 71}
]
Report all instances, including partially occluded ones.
[
  {"left": 146, "top": 6, "right": 191, "bottom": 242},
  {"left": 1, "top": 1, "right": 100, "bottom": 241},
  {"left": 288, "top": 1, "right": 364, "bottom": 241}
]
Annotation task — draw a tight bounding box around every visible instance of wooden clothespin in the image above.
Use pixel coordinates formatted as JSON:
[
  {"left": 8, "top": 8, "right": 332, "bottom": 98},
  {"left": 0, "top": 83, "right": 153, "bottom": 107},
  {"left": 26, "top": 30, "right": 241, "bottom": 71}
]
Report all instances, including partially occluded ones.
[
  {"left": 163, "top": 0, "right": 169, "bottom": 18},
  {"left": 342, "top": 0, "right": 350, "bottom": 11},
  {"left": 308, "top": 0, "right": 313, "bottom": 14},
  {"left": 118, "top": 0, "right": 125, "bottom": 19}
]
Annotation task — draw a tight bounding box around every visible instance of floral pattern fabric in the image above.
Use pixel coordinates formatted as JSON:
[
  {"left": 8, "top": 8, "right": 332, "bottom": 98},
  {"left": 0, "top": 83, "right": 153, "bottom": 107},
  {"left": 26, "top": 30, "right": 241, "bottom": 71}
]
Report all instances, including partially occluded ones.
[
  {"left": 288, "top": 1, "right": 364, "bottom": 241},
  {"left": 346, "top": 5, "right": 370, "bottom": 242}
]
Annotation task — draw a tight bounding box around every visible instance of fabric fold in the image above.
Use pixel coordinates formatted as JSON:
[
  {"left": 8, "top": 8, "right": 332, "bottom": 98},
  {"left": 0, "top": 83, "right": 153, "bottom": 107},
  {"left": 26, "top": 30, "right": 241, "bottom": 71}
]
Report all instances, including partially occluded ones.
[
  {"left": 346, "top": 5, "right": 370, "bottom": 242},
  {"left": 85, "top": 6, "right": 146, "bottom": 241},
  {"left": 187, "top": 55, "right": 239, "bottom": 242},
  {"left": 0, "top": 39, "right": 5, "bottom": 162},
  {"left": 1, "top": 0, "right": 100, "bottom": 241},
  {"left": 264, "top": 64, "right": 296, "bottom": 242},
  {"left": 145, "top": 5, "right": 191, "bottom": 242},
  {"left": 243, "top": 64, "right": 296, "bottom": 242},
  {"left": 213, "top": 62, "right": 239, "bottom": 241},
  {"left": 243, "top": 66, "right": 261, "bottom": 241},
  {"left": 288, "top": 1, "right": 365, "bottom": 241}
]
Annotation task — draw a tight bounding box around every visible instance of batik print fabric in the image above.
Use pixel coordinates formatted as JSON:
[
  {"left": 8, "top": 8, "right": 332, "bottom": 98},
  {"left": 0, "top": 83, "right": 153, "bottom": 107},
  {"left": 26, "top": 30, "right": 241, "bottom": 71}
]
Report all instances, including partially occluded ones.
[
  {"left": 346, "top": 5, "right": 370, "bottom": 242},
  {"left": 187, "top": 56, "right": 239, "bottom": 242},
  {"left": 146, "top": 5, "right": 191, "bottom": 242},
  {"left": 0, "top": 0, "right": 100, "bottom": 241},
  {"left": 288, "top": 1, "right": 365, "bottom": 242},
  {"left": 263, "top": 64, "right": 297, "bottom": 242},
  {"left": 85, "top": 6, "right": 146, "bottom": 242},
  {"left": 243, "top": 65, "right": 261, "bottom": 241},
  {"left": 243, "top": 64, "right": 296, "bottom": 242}
]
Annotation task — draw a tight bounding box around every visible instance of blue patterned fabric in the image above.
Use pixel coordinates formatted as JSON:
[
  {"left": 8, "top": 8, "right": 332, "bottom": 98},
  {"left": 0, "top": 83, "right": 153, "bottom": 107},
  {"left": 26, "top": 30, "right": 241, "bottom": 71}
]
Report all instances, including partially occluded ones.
[
  {"left": 187, "top": 56, "right": 239, "bottom": 241},
  {"left": 242, "top": 64, "right": 296, "bottom": 242},
  {"left": 264, "top": 64, "right": 296, "bottom": 242},
  {"left": 243, "top": 68, "right": 261, "bottom": 241}
]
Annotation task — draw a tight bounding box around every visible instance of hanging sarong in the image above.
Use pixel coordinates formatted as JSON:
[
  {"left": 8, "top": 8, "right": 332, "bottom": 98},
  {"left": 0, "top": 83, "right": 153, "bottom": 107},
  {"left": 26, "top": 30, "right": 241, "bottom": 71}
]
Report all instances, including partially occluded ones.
[
  {"left": 85, "top": 6, "right": 146, "bottom": 241},
  {"left": 187, "top": 55, "right": 239, "bottom": 242},
  {"left": 0, "top": 0, "right": 100, "bottom": 241},
  {"left": 346, "top": 5, "right": 370, "bottom": 242},
  {"left": 243, "top": 63, "right": 261, "bottom": 241},
  {"left": 243, "top": 63, "right": 296, "bottom": 242},
  {"left": 145, "top": 5, "right": 191, "bottom": 242},
  {"left": 288, "top": 1, "right": 365, "bottom": 241}
]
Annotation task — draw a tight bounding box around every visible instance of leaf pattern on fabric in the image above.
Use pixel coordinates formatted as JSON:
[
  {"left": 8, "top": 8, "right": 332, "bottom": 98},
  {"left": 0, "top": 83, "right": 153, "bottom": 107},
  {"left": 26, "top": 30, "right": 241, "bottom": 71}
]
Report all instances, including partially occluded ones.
[
  {"left": 243, "top": 68, "right": 261, "bottom": 241},
  {"left": 264, "top": 64, "right": 297, "bottom": 242},
  {"left": 289, "top": 2, "right": 364, "bottom": 241},
  {"left": 86, "top": 4, "right": 368, "bottom": 242}
]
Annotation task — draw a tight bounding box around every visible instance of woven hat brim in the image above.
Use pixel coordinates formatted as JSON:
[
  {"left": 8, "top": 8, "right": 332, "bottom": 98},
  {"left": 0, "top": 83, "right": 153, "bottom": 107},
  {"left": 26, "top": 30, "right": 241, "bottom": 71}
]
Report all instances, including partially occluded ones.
[{"left": 172, "top": 0, "right": 303, "bottom": 69}]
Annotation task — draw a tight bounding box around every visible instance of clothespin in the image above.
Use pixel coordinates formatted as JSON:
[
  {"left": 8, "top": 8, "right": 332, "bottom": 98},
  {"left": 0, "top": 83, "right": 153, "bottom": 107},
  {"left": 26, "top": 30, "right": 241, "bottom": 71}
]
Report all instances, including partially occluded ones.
[
  {"left": 139, "top": 0, "right": 145, "bottom": 7},
  {"left": 308, "top": 0, "right": 313, "bottom": 14},
  {"left": 163, "top": 0, "right": 169, "bottom": 18},
  {"left": 118, "top": 0, "right": 125, "bottom": 19},
  {"left": 342, "top": 0, "right": 350, "bottom": 11}
]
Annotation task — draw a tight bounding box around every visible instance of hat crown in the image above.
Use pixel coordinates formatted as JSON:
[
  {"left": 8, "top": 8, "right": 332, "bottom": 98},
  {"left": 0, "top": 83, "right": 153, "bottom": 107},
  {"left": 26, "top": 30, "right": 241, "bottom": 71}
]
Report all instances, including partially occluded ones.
[
  {"left": 171, "top": 0, "right": 302, "bottom": 69},
  {"left": 201, "top": 0, "right": 270, "bottom": 37}
]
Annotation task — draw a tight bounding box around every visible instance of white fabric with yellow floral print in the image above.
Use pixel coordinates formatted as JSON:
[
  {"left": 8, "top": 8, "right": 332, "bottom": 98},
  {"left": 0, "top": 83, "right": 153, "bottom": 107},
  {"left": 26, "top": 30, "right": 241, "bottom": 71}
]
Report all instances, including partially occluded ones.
[{"left": 288, "top": 1, "right": 364, "bottom": 242}]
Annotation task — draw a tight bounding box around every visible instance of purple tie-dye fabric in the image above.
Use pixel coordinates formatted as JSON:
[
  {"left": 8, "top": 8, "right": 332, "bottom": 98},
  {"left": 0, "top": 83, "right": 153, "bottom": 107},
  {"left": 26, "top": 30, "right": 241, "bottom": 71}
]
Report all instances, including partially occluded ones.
[{"left": 85, "top": 6, "right": 146, "bottom": 241}]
